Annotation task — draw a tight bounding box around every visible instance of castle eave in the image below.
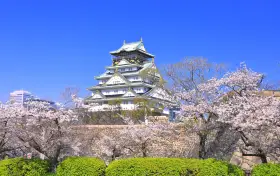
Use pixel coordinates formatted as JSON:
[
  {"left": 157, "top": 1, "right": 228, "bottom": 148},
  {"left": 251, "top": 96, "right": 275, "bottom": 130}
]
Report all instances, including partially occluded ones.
[{"left": 88, "top": 82, "right": 155, "bottom": 91}]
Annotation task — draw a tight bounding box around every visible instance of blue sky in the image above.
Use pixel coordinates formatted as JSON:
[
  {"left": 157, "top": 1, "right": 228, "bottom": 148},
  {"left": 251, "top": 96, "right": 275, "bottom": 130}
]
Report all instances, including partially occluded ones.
[{"left": 0, "top": 0, "right": 279, "bottom": 102}]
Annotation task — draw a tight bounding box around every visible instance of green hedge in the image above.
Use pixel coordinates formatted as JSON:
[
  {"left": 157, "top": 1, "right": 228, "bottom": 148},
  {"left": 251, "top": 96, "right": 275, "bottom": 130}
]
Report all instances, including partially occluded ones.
[
  {"left": 197, "top": 158, "right": 244, "bottom": 176},
  {"left": 0, "top": 157, "right": 50, "bottom": 176},
  {"left": 105, "top": 158, "right": 244, "bottom": 176},
  {"left": 0, "top": 157, "right": 244, "bottom": 176},
  {"left": 56, "top": 157, "right": 106, "bottom": 176},
  {"left": 106, "top": 158, "right": 191, "bottom": 176},
  {"left": 252, "top": 163, "right": 280, "bottom": 176}
]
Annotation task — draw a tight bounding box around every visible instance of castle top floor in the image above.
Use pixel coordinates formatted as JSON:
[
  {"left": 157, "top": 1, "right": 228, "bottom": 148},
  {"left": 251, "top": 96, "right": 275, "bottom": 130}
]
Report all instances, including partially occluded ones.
[{"left": 110, "top": 39, "right": 154, "bottom": 64}]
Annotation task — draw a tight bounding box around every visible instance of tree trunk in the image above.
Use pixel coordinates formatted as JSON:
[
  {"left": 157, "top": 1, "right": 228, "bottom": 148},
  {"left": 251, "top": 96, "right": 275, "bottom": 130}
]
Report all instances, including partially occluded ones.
[
  {"left": 112, "top": 147, "right": 121, "bottom": 161},
  {"left": 142, "top": 142, "right": 147, "bottom": 157},
  {"left": 239, "top": 131, "right": 268, "bottom": 163},
  {"left": 111, "top": 154, "right": 115, "bottom": 161},
  {"left": 259, "top": 153, "right": 268, "bottom": 163},
  {"left": 49, "top": 145, "right": 62, "bottom": 172},
  {"left": 198, "top": 133, "right": 207, "bottom": 159},
  {"left": 50, "top": 158, "right": 59, "bottom": 173}
]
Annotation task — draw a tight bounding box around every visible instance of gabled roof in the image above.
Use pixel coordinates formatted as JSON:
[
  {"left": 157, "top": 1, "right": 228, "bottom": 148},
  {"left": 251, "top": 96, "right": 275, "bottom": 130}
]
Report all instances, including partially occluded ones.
[
  {"left": 91, "top": 90, "right": 105, "bottom": 99},
  {"left": 144, "top": 86, "right": 175, "bottom": 104},
  {"left": 122, "top": 88, "right": 138, "bottom": 98},
  {"left": 104, "top": 71, "right": 130, "bottom": 85},
  {"left": 117, "top": 59, "right": 130, "bottom": 66},
  {"left": 110, "top": 40, "right": 154, "bottom": 58},
  {"left": 139, "top": 61, "right": 162, "bottom": 78}
]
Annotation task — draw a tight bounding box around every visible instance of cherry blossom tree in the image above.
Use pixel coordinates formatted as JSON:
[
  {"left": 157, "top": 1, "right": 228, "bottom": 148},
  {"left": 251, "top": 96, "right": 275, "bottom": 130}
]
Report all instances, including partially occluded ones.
[
  {"left": 0, "top": 102, "right": 23, "bottom": 158},
  {"left": 120, "top": 124, "right": 157, "bottom": 157},
  {"left": 60, "top": 87, "right": 80, "bottom": 108},
  {"left": 92, "top": 129, "right": 125, "bottom": 163},
  {"left": 177, "top": 62, "right": 280, "bottom": 162},
  {"left": 165, "top": 57, "right": 227, "bottom": 158},
  {"left": 0, "top": 100, "right": 79, "bottom": 171},
  {"left": 215, "top": 64, "right": 280, "bottom": 162}
]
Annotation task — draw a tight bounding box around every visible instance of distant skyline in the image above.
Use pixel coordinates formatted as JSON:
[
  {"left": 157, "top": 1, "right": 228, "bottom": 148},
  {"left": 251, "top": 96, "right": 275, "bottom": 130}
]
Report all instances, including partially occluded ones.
[{"left": 0, "top": 0, "right": 279, "bottom": 102}]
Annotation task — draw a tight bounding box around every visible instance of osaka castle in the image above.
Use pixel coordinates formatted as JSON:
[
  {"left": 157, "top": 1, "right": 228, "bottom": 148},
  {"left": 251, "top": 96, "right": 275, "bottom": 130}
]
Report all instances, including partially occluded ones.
[{"left": 86, "top": 39, "right": 176, "bottom": 113}]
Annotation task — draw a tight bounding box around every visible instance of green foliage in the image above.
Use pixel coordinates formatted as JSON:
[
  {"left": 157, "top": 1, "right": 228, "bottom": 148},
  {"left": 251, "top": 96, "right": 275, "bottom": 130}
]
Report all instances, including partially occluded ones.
[
  {"left": 132, "top": 98, "right": 155, "bottom": 118},
  {"left": 56, "top": 157, "right": 106, "bottom": 176},
  {"left": 108, "top": 99, "right": 122, "bottom": 106},
  {"left": 0, "top": 157, "right": 50, "bottom": 176},
  {"left": 0, "top": 157, "right": 244, "bottom": 176},
  {"left": 252, "top": 163, "right": 280, "bottom": 176},
  {"left": 106, "top": 158, "right": 188, "bottom": 176},
  {"left": 105, "top": 158, "right": 244, "bottom": 176},
  {"left": 197, "top": 158, "right": 244, "bottom": 176}
]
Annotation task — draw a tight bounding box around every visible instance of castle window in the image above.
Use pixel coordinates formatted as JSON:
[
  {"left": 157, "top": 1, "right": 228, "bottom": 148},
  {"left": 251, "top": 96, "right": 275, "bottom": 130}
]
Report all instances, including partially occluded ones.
[{"left": 113, "top": 80, "right": 120, "bottom": 84}]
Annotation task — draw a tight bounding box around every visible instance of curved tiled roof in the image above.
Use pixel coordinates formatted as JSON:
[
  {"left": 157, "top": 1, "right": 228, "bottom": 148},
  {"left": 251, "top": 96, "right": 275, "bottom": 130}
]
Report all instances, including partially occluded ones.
[{"left": 110, "top": 40, "right": 154, "bottom": 57}]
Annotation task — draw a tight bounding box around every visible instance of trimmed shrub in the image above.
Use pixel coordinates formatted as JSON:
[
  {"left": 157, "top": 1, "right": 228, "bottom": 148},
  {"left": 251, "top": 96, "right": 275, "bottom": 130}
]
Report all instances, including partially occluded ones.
[
  {"left": 106, "top": 158, "right": 190, "bottom": 176},
  {"left": 56, "top": 157, "right": 106, "bottom": 176},
  {"left": 0, "top": 157, "right": 50, "bottom": 176},
  {"left": 105, "top": 158, "right": 244, "bottom": 176},
  {"left": 197, "top": 158, "right": 244, "bottom": 176},
  {"left": 252, "top": 163, "right": 280, "bottom": 176}
]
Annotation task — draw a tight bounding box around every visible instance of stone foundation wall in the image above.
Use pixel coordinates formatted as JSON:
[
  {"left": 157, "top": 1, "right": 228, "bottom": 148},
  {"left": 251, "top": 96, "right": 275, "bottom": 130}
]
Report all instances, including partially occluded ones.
[
  {"left": 230, "top": 152, "right": 263, "bottom": 171},
  {"left": 70, "top": 123, "right": 269, "bottom": 170},
  {"left": 70, "top": 123, "right": 199, "bottom": 162}
]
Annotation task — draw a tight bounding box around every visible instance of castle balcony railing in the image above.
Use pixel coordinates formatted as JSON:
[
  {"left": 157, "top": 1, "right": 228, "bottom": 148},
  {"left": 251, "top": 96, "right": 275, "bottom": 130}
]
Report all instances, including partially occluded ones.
[{"left": 112, "top": 54, "right": 139, "bottom": 60}]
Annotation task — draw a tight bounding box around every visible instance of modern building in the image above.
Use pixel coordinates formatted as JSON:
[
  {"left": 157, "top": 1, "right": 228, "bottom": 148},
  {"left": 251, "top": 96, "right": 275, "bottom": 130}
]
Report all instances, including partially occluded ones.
[
  {"left": 9, "top": 90, "right": 55, "bottom": 108},
  {"left": 9, "top": 90, "right": 34, "bottom": 106},
  {"left": 86, "top": 39, "right": 176, "bottom": 112}
]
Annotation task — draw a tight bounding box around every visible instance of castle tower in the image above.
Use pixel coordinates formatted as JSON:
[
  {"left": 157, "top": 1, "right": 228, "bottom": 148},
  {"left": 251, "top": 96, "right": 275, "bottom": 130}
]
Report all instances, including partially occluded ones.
[{"left": 86, "top": 39, "right": 175, "bottom": 112}]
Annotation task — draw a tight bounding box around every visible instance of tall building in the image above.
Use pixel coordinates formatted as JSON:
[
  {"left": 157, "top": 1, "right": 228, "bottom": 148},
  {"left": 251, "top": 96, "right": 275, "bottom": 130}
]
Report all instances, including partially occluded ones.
[
  {"left": 9, "top": 90, "right": 55, "bottom": 108},
  {"left": 9, "top": 90, "right": 34, "bottom": 106},
  {"left": 86, "top": 39, "right": 176, "bottom": 112}
]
